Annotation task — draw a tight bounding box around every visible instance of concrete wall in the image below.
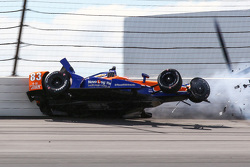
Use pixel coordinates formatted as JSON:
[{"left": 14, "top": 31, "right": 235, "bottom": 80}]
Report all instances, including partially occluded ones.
[{"left": 0, "top": 77, "right": 43, "bottom": 116}]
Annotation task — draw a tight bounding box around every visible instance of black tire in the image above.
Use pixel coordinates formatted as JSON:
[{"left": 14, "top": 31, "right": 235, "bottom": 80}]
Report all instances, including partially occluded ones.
[
  {"left": 157, "top": 69, "right": 182, "bottom": 93},
  {"left": 189, "top": 77, "right": 210, "bottom": 103},
  {"left": 43, "top": 71, "right": 70, "bottom": 95}
]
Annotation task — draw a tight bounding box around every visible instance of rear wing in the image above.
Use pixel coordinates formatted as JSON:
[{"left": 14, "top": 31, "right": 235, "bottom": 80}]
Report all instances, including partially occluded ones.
[
  {"left": 60, "top": 58, "right": 84, "bottom": 88},
  {"left": 60, "top": 58, "right": 75, "bottom": 74}
]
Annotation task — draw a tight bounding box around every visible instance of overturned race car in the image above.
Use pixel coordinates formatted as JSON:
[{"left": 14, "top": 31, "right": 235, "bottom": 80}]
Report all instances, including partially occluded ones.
[{"left": 27, "top": 58, "right": 210, "bottom": 118}]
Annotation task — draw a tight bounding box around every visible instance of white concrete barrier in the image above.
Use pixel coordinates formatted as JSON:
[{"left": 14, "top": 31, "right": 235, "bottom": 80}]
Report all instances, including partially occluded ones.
[{"left": 0, "top": 77, "right": 43, "bottom": 116}]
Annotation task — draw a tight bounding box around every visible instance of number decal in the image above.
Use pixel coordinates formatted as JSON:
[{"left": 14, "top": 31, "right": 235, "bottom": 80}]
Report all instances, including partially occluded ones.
[
  {"left": 30, "top": 72, "right": 42, "bottom": 81},
  {"left": 30, "top": 73, "right": 36, "bottom": 81},
  {"left": 29, "top": 71, "right": 48, "bottom": 91},
  {"left": 36, "top": 72, "right": 41, "bottom": 81}
]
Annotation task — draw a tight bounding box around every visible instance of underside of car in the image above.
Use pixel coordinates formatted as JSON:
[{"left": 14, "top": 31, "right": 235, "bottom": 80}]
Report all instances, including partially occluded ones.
[{"left": 27, "top": 87, "right": 190, "bottom": 118}]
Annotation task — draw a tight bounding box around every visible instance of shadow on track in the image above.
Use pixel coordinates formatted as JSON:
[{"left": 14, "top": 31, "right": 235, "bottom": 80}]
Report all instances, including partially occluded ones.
[{"left": 46, "top": 117, "right": 232, "bottom": 130}]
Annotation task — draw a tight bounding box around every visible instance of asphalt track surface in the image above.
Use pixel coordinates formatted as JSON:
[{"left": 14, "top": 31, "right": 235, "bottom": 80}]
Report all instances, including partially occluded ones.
[{"left": 0, "top": 118, "right": 250, "bottom": 167}]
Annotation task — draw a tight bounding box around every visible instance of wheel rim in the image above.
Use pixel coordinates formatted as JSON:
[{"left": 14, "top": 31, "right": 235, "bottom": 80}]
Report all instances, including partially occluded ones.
[
  {"left": 190, "top": 77, "right": 210, "bottom": 99},
  {"left": 51, "top": 77, "right": 64, "bottom": 88},
  {"left": 162, "top": 74, "right": 176, "bottom": 86},
  {"left": 194, "top": 83, "right": 205, "bottom": 95}
]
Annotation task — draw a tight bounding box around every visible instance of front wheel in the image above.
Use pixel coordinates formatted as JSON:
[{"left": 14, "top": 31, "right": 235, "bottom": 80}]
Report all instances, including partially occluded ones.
[{"left": 43, "top": 71, "right": 70, "bottom": 95}]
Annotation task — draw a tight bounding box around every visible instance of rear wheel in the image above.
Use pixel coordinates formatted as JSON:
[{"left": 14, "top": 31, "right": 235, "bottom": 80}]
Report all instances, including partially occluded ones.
[
  {"left": 43, "top": 71, "right": 70, "bottom": 95},
  {"left": 157, "top": 69, "right": 182, "bottom": 93}
]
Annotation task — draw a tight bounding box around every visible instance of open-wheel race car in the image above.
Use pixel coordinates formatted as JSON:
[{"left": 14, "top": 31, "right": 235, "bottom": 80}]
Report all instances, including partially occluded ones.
[{"left": 27, "top": 58, "right": 210, "bottom": 118}]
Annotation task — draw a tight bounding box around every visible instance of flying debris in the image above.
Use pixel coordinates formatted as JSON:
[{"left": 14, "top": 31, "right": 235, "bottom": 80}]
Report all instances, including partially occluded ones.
[
  {"left": 234, "top": 85, "right": 240, "bottom": 89},
  {"left": 215, "top": 19, "right": 250, "bottom": 87},
  {"left": 243, "top": 80, "right": 250, "bottom": 88},
  {"left": 214, "top": 19, "right": 233, "bottom": 72},
  {"left": 214, "top": 19, "right": 250, "bottom": 118}
]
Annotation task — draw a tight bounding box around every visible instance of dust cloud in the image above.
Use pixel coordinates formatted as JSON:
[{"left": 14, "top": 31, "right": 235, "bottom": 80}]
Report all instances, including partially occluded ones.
[{"left": 146, "top": 71, "right": 250, "bottom": 120}]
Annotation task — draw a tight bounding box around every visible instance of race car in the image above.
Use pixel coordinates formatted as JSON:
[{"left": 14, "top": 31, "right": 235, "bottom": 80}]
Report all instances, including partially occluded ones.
[{"left": 27, "top": 58, "right": 210, "bottom": 118}]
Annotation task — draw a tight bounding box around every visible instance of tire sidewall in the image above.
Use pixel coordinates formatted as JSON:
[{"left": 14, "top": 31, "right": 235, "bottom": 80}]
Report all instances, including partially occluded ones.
[
  {"left": 189, "top": 77, "right": 210, "bottom": 102},
  {"left": 44, "top": 71, "right": 70, "bottom": 95},
  {"left": 157, "top": 69, "right": 182, "bottom": 93}
]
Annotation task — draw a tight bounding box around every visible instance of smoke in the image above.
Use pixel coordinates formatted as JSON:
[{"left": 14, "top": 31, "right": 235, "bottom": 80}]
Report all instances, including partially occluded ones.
[
  {"left": 147, "top": 70, "right": 250, "bottom": 120},
  {"left": 209, "top": 70, "right": 250, "bottom": 119}
]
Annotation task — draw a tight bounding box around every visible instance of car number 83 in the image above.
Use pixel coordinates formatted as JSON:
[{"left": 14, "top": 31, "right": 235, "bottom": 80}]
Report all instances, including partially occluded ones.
[{"left": 30, "top": 72, "right": 42, "bottom": 81}]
